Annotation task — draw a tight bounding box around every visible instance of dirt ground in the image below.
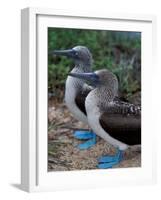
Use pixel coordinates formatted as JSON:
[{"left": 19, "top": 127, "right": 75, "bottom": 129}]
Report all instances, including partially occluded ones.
[{"left": 48, "top": 98, "right": 141, "bottom": 172}]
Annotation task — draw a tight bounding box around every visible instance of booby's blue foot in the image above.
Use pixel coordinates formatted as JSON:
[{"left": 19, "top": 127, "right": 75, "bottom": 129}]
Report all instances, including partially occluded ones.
[
  {"left": 77, "top": 135, "right": 96, "bottom": 150},
  {"left": 74, "top": 130, "right": 96, "bottom": 140},
  {"left": 98, "top": 149, "right": 123, "bottom": 169},
  {"left": 74, "top": 131, "right": 96, "bottom": 150}
]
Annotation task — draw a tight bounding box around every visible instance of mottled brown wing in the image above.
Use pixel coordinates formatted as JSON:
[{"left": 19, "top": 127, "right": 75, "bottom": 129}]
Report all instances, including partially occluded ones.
[{"left": 99, "top": 101, "right": 141, "bottom": 145}]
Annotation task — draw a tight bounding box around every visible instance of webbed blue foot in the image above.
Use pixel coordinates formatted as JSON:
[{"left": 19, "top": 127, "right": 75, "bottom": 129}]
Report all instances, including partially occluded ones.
[
  {"left": 74, "top": 130, "right": 96, "bottom": 150},
  {"left": 74, "top": 130, "right": 96, "bottom": 140},
  {"left": 98, "top": 149, "right": 123, "bottom": 169}
]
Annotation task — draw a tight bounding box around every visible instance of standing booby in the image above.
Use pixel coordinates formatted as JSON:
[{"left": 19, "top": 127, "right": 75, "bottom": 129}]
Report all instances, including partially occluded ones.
[
  {"left": 69, "top": 69, "right": 141, "bottom": 168},
  {"left": 50, "top": 46, "right": 96, "bottom": 149}
]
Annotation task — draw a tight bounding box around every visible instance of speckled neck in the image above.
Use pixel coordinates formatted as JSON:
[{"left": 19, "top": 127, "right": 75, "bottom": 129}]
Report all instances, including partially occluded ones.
[
  {"left": 89, "top": 87, "right": 116, "bottom": 108},
  {"left": 72, "top": 63, "right": 92, "bottom": 73},
  {"left": 69, "top": 63, "right": 92, "bottom": 91}
]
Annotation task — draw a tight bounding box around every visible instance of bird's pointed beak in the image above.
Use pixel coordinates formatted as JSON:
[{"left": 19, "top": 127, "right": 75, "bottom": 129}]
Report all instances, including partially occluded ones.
[
  {"left": 68, "top": 72, "right": 100, "bottom": 86},
  {"left": 49, "top": 49, "right": 76, "bottom": 58}
]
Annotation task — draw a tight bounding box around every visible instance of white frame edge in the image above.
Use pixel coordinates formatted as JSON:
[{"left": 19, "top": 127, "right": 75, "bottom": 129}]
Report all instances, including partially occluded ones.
[
  {"left": 21, "top": 7, "right": 157, "bottom": 192},
  {"left": 21, "top": 8, "right": 37, "bottom": 192}
]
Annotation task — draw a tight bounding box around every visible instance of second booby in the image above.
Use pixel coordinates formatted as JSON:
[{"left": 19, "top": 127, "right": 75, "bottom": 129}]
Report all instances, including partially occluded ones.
[
  {"left": 50, "top": 46, "right": 96, "bottom": 149},
  {"left": 69, "top": 69, "right": 141, "bottom": 168}
]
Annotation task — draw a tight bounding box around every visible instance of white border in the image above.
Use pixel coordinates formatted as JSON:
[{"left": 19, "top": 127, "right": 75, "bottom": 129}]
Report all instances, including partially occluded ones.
[{"left": 21, "top": 7, "right": 157, "bottom": 192}]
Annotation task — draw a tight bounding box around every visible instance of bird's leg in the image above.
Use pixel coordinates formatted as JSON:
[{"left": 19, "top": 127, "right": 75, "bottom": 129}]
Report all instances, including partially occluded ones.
[
  {"left": 73, "top": 126, "right": 97, "bottom": 150},
  {"left": 98, "top": 148, "right": 123, "bottom": 169}
]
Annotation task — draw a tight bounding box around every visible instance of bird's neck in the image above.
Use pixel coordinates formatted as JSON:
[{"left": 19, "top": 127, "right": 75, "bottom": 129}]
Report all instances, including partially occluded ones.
[
  {"left": 86, "top": 87, "right": 117, "bottom": 110},
  {"left": 66, "top": 63, "right": 91, "bottom": 97},
  {"left": 72, "top": 63, "right": 92, "bottom": 73},
  {"left": 69, "top": 63, "right": 92, "bottom": 91},
  {"left": 97, "top": 87, "right": 116, "bottom": 102}
]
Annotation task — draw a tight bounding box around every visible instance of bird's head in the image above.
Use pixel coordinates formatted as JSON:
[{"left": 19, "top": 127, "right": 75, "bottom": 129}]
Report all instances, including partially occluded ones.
[
  {"left": 49, "top": 46, "right": 93, "bottom": 66},
  {"left": 68, "top": 69, "right": 118, "bottom": 94}
]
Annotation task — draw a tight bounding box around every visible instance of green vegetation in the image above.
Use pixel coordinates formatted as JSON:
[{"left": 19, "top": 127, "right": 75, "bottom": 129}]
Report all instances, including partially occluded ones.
[{"left": 48, "top": 28, "right": 141, "bottom": 99}]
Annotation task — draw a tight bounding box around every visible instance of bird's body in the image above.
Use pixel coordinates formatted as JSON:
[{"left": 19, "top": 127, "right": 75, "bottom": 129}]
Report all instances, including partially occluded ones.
[
  {"left": 52, "top": 46, "right": 93, "bottom": 123},
  {"left": 52, "top": 46, "right": 96, "bottom": 149},
  {"left": 86, "top": 92, "right": 141, "bottom": 150},
  {"left": 69, "top": 69, "right": 141, "bottom": 168}
]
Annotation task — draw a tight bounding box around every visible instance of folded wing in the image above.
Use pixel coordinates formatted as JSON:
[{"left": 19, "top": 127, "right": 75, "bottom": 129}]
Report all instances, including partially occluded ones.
[{"left": 99, "top": 100, "right": 141, "bottom": 145}]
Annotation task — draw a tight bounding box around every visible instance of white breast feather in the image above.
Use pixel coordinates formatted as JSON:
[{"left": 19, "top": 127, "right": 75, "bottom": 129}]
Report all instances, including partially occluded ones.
[
  {"left": 85, "top": 92, "right": 128, "bottom": 150},
  {"left": 65, "top": 76, "right": 88, "bottom": 124}
]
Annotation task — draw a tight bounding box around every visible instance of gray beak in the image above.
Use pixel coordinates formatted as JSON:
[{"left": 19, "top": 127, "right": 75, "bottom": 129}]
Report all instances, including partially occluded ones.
[{"left": 49, "top": 49, "right": 77, "bottom": 58}]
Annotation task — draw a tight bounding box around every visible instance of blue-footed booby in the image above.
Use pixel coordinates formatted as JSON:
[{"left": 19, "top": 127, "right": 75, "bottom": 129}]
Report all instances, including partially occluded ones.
[
  {"left": 69, "top": 69, "right": 141, "bottom": 168},
  {"left": 50, "top": 46, "right": 96, "bottom": 149}
]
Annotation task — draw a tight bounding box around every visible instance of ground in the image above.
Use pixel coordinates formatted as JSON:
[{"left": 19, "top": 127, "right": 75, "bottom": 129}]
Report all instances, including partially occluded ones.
[{"left": 48, "top": 97, "right": 141, "bottom": 172}]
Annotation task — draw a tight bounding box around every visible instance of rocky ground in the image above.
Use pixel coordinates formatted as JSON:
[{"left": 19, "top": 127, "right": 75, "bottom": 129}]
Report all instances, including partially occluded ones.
[{"left": 48, "top": 96, "right": 141, "bottom": 172}]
